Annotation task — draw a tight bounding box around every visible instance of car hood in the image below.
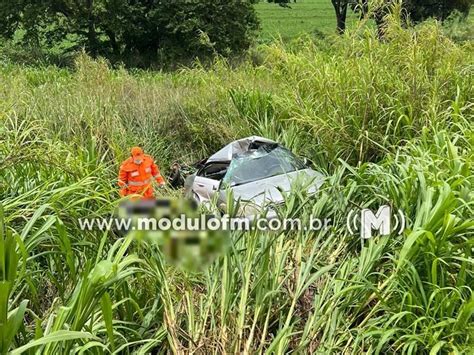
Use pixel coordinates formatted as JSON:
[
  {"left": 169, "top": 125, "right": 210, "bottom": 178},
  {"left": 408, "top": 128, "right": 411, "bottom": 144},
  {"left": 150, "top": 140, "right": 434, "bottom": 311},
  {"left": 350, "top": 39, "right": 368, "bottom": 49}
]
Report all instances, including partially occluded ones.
[{"left": 224, "top": 168, "right": 324, "bottom": 206}]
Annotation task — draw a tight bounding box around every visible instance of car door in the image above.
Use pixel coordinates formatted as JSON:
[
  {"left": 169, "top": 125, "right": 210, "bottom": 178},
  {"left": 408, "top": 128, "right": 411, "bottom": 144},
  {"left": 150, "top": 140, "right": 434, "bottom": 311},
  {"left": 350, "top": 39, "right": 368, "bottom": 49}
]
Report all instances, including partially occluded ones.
[
  {"left": 192, "top": 164, "right": 224, "bottom": 203},
  {"left": 193, "top": 176, "right": 219, "bottom": 203}
]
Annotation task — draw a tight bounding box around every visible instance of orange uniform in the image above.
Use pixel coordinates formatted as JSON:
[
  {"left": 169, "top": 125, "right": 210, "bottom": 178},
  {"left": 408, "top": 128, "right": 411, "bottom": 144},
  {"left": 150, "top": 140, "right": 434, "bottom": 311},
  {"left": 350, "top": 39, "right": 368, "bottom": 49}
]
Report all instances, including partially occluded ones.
[{"left": 118, "top": 147, "right": 165, "bottom": 199}]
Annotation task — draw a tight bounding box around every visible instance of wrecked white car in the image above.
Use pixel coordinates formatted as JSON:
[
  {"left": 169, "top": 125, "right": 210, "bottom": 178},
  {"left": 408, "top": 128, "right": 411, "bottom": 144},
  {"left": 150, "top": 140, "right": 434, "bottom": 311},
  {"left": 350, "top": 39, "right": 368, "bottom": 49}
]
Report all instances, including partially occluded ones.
[{"left": 184, "top": 136, "right": 324, "bottom": 216}]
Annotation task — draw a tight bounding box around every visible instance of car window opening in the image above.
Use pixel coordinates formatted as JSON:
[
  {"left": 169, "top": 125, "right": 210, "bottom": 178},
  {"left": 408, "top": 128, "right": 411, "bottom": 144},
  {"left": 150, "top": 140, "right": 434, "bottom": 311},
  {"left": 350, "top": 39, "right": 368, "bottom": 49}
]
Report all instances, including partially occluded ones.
[{"left": 223, "top": 145, "right": 306, "bottom": 187}]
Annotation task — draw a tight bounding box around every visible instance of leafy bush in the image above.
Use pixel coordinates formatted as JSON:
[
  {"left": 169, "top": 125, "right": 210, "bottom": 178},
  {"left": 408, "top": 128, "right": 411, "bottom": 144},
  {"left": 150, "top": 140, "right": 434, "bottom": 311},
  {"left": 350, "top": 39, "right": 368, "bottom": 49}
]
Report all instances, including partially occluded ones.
[
  {"left": 0, "top": 0, "right": 259, "bottom": 62},
  {"left": 442, "top": 11, "right": 474, "bottom": 42},
  {"left": 403, "top": 0, "right": 472, "bottom": 22}
]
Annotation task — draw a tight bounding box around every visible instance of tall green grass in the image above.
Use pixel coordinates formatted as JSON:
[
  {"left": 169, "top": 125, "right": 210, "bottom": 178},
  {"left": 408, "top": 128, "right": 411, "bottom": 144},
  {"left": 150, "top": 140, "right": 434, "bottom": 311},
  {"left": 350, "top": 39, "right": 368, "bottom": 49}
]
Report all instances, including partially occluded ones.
[{"left": 0, "top": 17, "right": 472, "bottom": 353}]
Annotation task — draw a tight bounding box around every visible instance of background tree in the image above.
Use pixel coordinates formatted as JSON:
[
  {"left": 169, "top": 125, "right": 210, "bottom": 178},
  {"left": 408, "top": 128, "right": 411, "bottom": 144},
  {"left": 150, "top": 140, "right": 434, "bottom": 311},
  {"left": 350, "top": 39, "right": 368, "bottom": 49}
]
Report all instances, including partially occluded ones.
[
  {"left": 331, "top": 0, "right": 351, "bottom": 34},
  {"left": 368, "top": 0, "right": 473, "bottom": 38},
  {"left": 0, "top": 0, "right": 259, "bottom": 62},
  {"left": 403, "top": 0, "right": 472, "bottom": 22}
]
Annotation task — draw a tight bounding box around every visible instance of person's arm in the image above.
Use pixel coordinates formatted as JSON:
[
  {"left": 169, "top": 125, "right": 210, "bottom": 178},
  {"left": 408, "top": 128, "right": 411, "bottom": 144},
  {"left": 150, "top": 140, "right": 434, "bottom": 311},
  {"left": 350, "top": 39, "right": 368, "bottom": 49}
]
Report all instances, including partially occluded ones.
[
  {"left": 151, "top": 161, "right": 166, "bottom": 186},
  {"left": 118, "top": 165, "right": 129, "bottom": 196}
]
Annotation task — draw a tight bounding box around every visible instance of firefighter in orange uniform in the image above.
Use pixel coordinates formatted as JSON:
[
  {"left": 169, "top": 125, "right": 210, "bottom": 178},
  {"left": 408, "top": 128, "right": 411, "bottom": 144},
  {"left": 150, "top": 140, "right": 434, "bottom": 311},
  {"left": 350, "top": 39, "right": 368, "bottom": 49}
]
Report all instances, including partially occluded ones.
[{"left": 118, "top": 147, "right": 165, "bottom": 199}]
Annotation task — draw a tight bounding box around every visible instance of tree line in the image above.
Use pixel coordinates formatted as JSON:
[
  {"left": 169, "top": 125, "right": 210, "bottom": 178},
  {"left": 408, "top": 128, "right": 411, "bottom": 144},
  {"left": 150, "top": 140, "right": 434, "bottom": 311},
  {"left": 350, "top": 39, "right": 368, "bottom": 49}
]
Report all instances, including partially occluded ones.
[
  {"left": 0, "top": 0, "right": 259, "bottom": 62},
  {"left": 0, "top": 0, "right": 471, "bottom": 64}
]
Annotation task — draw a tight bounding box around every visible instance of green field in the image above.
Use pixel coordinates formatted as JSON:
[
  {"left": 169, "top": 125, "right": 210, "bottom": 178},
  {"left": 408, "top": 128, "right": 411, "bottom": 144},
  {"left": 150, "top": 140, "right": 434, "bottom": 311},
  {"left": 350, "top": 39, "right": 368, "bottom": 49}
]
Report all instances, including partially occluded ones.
[
  {"left": 255, "top": 0, "right": 474, "bottom": 42},
  {"left": 255, "top": 0, "right": 355, "bottom": 41},
  {"left": 0, "top": 17, "right": 473, "bottom": 353}
]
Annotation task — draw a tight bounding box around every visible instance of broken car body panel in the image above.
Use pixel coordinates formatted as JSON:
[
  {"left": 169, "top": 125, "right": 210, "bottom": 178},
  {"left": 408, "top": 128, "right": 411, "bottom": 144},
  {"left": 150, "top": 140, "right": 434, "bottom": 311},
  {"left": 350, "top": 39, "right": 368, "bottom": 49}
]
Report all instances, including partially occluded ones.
[
  {"left": 206, "top": 136, "right": 277, "bottom": 163},
  {"left": 184, "top": 136, "right": 324, "bottom": 215}
]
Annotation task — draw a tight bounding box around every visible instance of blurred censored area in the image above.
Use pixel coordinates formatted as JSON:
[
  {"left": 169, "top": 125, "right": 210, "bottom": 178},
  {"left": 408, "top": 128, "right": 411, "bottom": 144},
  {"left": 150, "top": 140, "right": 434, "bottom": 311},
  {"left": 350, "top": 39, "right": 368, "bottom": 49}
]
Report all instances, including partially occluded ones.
[{"left": 117, "top": 198, "right": 229, "bottom": 271}]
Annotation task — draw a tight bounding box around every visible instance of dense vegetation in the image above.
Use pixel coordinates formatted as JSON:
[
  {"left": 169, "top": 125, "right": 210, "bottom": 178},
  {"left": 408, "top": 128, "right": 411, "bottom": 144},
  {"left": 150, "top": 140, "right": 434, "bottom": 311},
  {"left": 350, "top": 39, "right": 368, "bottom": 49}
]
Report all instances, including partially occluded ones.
[
  {"left": 2, "top": 0, "right": 472, "bottom": 67},
  {"left": 0, "top": 0, "right": 259, "bottom": 62},
  {"left": 0, "top": 13, "right": 473, "bottom": 355},
  {"left": 403, "top": 0, "right": 472, "bottom": 21}
]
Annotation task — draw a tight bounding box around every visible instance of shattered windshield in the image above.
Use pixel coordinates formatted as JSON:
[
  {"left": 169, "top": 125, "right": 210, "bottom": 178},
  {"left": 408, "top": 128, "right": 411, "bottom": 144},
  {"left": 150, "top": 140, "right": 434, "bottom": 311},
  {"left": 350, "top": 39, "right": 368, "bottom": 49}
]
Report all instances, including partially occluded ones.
[{"left": 222, "top": 145, "right": 306, "bottom": 186}]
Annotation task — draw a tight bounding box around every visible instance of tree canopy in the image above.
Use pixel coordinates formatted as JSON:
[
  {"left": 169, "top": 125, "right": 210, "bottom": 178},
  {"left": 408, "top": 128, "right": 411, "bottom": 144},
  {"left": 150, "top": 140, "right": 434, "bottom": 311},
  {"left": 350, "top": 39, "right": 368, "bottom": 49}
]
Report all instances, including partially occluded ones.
[
  {"left": 403, "top": 0, "right": 472, "bottom": 22},
  {"left": 0, "top": 0, "right": 259, "bottom": 61}
]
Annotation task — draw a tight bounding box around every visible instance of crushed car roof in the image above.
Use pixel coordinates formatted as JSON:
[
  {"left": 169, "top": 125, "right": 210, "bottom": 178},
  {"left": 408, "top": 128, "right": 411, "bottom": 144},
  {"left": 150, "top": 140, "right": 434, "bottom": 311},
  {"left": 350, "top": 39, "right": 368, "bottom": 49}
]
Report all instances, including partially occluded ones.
[{"left": 206, "top": 136, "right": 277, "bottom": 163}]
